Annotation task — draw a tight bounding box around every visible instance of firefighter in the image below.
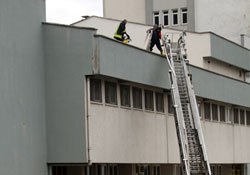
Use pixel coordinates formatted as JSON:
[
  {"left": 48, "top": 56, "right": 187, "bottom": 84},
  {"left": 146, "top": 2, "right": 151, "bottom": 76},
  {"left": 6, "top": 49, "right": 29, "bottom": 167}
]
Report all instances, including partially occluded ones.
[
  {"left": 147, "top": 24, "right": 163, "bottom": 55},
  {"left": 114, "top": 19, "right": 130, "bottom": 42}
]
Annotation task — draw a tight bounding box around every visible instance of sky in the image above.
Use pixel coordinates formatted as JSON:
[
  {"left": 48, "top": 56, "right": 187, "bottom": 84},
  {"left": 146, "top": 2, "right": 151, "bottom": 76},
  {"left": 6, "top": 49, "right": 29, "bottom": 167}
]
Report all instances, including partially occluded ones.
[{"left": 46, "top": 0, "right": 103, "bottom": 24}]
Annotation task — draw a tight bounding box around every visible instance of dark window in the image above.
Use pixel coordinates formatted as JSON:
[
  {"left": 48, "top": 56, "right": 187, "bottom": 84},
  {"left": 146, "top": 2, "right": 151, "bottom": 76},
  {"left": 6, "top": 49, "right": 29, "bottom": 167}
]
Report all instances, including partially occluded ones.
[
  {"left": 172, "top": 9, "right": 178, "bottom": 25},
  {"left": 156, "top": 92, "right": 164, "bottom": 112},
  {"left": 105, "top": 81, "right": 117, "bottom": 105},
  {"left": 52, "top": 166, "right": 67, "bottom": 175},
  {"left": 154, "top": 12, "right": 159, "bottom": 25},
  {"left": 219, "top": 105, "right": 226, "bottom": 122},
  {"left": 246, "top": 111, "right": 250, "bottom": 126},
  {"left": 234, "top": 108, "right": 239, "bottom": 124},
  {"left": 133, "top": 87, "right": 142, "bottom": 109},
  {"left": 164, "top": 11, "right": 169, "bottom": 26},
  {"left": 168, "top": 95, "right": 174, "bottom": 114},
  {"left": 90, "top": 79, "right": 102, "bottom": 102},
  {"left": 120, "top": 85, "right": 130, "bottom": 107},
  {"left": 145, "top": 90, "right": 154, "bottom": 111},
  {"left": 204, "top": 102, "right": 211, "bottom": 120},
  {"left": 181, "top": 8, "right": 187, "bottom": 24},
  {"left": 212, "top": 104, "right": 218, "bottom": 121},
  {"left": 240, "top": 109, "right": 245, "bottom": 125},
  {"left": 197, "top": 102, "right": 201, "bottom": 118}
]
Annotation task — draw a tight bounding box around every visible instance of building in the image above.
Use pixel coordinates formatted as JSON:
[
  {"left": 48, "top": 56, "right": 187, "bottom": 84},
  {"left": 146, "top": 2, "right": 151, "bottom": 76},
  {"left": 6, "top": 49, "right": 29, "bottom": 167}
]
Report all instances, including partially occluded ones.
[
  {"left": 102, "top": 0, "right": 250, "bottom": 48},
  {"left": 1, "top": 0, "right": 250, "bottom": 175}
]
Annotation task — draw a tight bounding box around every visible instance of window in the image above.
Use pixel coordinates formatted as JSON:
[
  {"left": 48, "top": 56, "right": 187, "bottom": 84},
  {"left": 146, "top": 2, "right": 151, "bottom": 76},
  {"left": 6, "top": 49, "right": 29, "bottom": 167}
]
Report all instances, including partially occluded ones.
[
  {"left": 156, "top": 92, "right": 164, "bottom": 112},
  {"left": 240, "top": 109, "right": 245, "bottom": 125},
  {"left": 52, "top": 166, "right": 67, "bottom": 175},
  {"left": 153, "top": 12, "right": 159, "bottom": 25},
  {"left": 153, "top": 165, "right": 160, "bottom": 175},
  {"left": 163, "top": 11, "right": 169, "bottom": 26},
  {"left": 204, "top": 102, "right": 211, "bottom": 120},
  {"left": 105, "top": 81, "right": 117, "bottom": 105},
  {"left": 197, "top": 102, "right": 202, "bottom": 119},
  {"left": 172, "top": 9, "right": 179, "bottom": 25},
  {"left": 90, "top": 79, "right": 102, "bottom": 102},
  {"left": 212, "top": 104, "right": 218, "bottom": 121},
  {"left": 181, "top": 8, "right": 188, "bottom": 24},
  {"left": 120, "top": 85, "right": 130, "bottom": 107},
  {"left": 133, "top": 87, "right": 142, "bottom": 109},
  {"left": 233, "top": 108, "right": 239, "bottom": 124},
  {"left": 168, "top": 95, "right": 174, "bottom": 114},
  {"left": 246, "top": 111, "right": 250, "bottom": 126},
  {"left": 136, "top": 165, "right": 150, "bottom": 175},
  {"left": 219, "top": 105, "right": 226, "bottom": 122},
  {"left": 226, "top": 107, "right": 232, "bottom": 123},
  {"left": 145, "top": 90, "right": 154, "bottom": 111}
]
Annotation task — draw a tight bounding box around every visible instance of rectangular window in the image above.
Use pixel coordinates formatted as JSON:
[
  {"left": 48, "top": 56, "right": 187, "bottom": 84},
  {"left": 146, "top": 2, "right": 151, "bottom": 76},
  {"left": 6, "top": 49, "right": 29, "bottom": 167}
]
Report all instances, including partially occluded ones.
[
  {"left": 145, "top": 90, "right": 154, "bottom": 111},
  {"left": 197, "top": 102, "right": 202, "bottom": 119},
  {"left": 156, "top": 92, "right": 164, "bottom": 112},
  {"left": 163, "top": 11, "right": 169, "bottom": 26},
  {"left": 233, "top": 108, "right": 239, "bottom": 124},
  {"left": 246, "top": 111, "right": 250, "bottom": 126},
  {"left": 181, "top": 8, "right": 188, "bottom": 24},
  {"left": 153, "top": 12, "right": 159, "bottom": 25},
  {"left": 240, "top": 109, "right": 245, "bottom": 125},
  {"left": 172, "top": 9, "right": 179, "bottom": 25},
  {"left": 219, "top": 105, "right": 226, "bottom": 122},
  {"left": 226, "top": 107, "right": 232, "bottom": 123},
  {"left": 212, "top": 104, "right": 218, "bottom": 121},
  {"left": 204, "top": 102, "right": 211, "bottom": 120},
  {"left": 120, "top": 85, "right": 130, "bottom": 107},
  {"left": 133, "top": 87, "right": 142, "bottom": 109},
  {"left": 52, "top": 166, "right": 67, "bottom": 175},
  {"left": 105, "top": 81, "right": 117, "bottom": 105},
  {"left": 90, "top": 79, "right": 102, "bottom": 102},
  {"left": 168, "top": 95, "right": 174, "bottom": 114}
]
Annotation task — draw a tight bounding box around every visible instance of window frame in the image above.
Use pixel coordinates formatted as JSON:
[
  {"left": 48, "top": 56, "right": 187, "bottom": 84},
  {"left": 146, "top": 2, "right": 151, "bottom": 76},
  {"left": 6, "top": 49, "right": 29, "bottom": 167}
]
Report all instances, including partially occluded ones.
[
  {"left": 233, "top": 108, "right": 239, "bottom": 124},
  {"left": 212, "top": 104, "right": 218, "bottom": 121},
  {"left": 90, "top": 78, "right": 102, "bottom": 103},
  {"left": 156, "top": 92, "right": 164, "bottom": 113},
  {"left": 145, "top": 90, "right": 154, "bottom": 111},
  {"left": 240, "top": 109, "right": 245, "bottom": 125},
  {"left": 153, "top": 12, "right": 160, "bottom": 25},
  {"left": 120, "top": 84, "right": 131, "bottom": 107},
  {"left": 105, "top": 81, "right": 117, "bottom": 105},
  {"left": 219, "top": 105, "right": 226, "bottom": 122},
  {"left": 246, "top": 111, "right": 250, "bottom": 126},
  {"left": 167, "top": 94, "right": 174, "bottom": 114},
  {"left": 163, "top": 11, "right": 169, "bottom": 26},
  {"left": 181, "top": 8, "right": 188, "bottom": 25},
  {"left": 132, "top": 87, "right": 143, "bottom": 109},
  {"left": 204, "top": 102, "right": 211, "bottom": 120},
  {"left": 172, "top": 9, "right": 179, "bottom": 26}
]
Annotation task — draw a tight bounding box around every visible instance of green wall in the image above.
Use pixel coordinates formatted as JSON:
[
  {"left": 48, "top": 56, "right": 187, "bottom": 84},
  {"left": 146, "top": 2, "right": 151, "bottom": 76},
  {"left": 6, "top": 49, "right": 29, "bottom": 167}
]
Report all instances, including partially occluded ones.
[
  {"left": 44, "top": 23, "right": 96, "bottom": 163},
  {"left": 0, "top": 0, "right": 47, "bottom": 175}
]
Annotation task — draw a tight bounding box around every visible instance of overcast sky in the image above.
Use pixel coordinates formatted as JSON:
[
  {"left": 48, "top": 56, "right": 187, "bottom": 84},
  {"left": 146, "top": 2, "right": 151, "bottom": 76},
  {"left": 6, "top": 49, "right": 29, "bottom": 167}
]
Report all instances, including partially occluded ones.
[{"left": 46, "top": 0, "right": 103, "bottom": 24}]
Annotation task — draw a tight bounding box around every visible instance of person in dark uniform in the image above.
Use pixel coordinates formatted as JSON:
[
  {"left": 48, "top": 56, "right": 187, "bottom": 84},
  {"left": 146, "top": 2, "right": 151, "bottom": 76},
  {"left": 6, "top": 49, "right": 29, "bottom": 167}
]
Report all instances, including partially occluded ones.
[
  {"left": 147, "top": 24, "right": 163, "bottom": 55},
  {"left": 114, "top": 19, "right": 130, "bottom": 42}
]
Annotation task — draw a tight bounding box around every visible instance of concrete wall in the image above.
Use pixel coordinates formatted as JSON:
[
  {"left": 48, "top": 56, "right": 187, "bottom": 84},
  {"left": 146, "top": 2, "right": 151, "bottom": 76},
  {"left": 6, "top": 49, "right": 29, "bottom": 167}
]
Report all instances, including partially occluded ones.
[
  {"left": 103, "top": 0, "right": 146, "bottom": 23},
  {"left": 194, "top": 0, "right": 250, "bottom": 44},
  {"left": 0, "top": 0, "right": 47, "bottom": 175},
  {"left": 43, "top": 24, "right": 96, "bottom": 163}
]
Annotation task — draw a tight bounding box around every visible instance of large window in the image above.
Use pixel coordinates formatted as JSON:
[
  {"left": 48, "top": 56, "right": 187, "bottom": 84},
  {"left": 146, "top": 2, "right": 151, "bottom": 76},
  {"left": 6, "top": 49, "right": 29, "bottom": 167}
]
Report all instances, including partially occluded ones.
[
  {"left": 172, "top": 9, "right": 179, "bottom": 25},
  {"left": 145, "top": 90, "right": 154, "bottom": 111},
  {"left": 156, "top": 92, "right": 164, "bottom": 112},
  {"left": 90, "top": 79, "right": 102, "bottom": 102},
  {"left": 153, "top": 12, "right": 159, "bottom": 25},
  {"left": 133, "top": 87, "right": 142, "bottom": 109},
  {"left": 233, "top": 108, "right": 239, "bottom": 124},
  {"left": 120, "top": 85, "right": 130, "bottom": 107},
  {"left": 52, "top": 166, "right": 67, "bottom": 175},
  {"left": 204, "top": 102, "right": 211, "bottom": 120},
  {"left": 181, "top": 8, "right": 188, "bottom": 24},
  {"left": 105, "top": 81, "right": 117, "bottom": 105},
  {"left": 219, "top": 105, "right": 226, "bottom": 122},
  {"left": 163, "top": 11, "right": 169, "bottom": 26},
  {"left": 212, "top": 104, "right": 218, "bottom": 121},
  {"left": 247, "top": 111, "right": 250, "bottom": 126},
  {"left": 240, "top": 109, "right": 245, "bottom": 125}
]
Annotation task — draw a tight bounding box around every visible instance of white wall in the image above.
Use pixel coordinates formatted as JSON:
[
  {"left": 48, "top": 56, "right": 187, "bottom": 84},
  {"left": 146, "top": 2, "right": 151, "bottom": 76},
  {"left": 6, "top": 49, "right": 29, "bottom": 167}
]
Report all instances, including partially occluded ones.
[
  {"left": 194, "top": 0, "right": 250, "bottom": 45},
  {"left": 103, "top": 0, "right": 146, "bottom": 24}
]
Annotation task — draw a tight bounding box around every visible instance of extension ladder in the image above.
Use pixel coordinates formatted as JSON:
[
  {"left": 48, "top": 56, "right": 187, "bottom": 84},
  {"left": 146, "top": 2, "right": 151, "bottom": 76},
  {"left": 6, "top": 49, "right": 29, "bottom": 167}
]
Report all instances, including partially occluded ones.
[{"left": 162, "top": 32, "right": 212, "bottom": 175}]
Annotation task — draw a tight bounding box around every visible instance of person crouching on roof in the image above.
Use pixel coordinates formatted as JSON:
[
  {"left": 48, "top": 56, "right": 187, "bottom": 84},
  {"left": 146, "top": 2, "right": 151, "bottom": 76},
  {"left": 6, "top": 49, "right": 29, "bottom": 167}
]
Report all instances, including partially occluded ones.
[
  {"left": 114, "top": 19, "right": 130, "bottom": 42},
  {"left": 147, "top": 24, "right": 163, "bottom": 55}
]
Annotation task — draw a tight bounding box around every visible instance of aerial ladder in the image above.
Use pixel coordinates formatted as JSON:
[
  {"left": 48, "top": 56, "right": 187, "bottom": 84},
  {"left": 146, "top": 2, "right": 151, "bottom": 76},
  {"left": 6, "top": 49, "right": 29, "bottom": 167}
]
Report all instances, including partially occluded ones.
[{"left": 162, "top": 32, "right": 212, "bottom": 175}]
